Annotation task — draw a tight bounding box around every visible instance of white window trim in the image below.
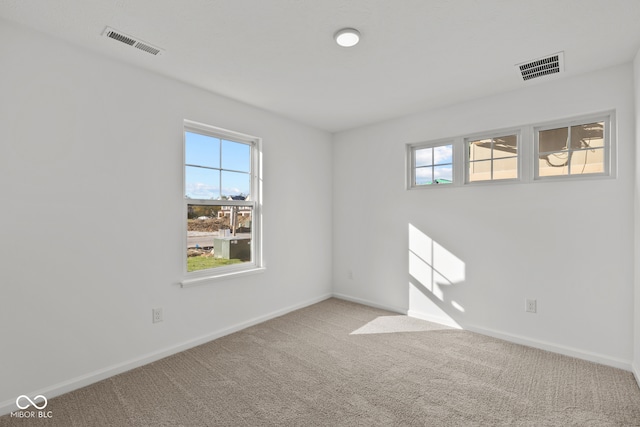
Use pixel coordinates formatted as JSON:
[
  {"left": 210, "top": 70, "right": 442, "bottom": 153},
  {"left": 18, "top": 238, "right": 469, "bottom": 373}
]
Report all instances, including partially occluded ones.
[
  {"left": 181, "top": 266, "right": 266, "bottom": 288},
  {"left": 181, "top": 120, "right": 263, "bottom": 287},
  {"left": 406, "top": 110, "right": 616, "bottom": 190}
]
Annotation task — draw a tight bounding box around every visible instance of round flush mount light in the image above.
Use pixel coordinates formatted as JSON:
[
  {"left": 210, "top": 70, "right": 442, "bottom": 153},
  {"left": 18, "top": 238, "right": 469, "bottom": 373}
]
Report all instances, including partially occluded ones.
[{"left": 334, "top": 28, "right": 360, "bottom": 47}]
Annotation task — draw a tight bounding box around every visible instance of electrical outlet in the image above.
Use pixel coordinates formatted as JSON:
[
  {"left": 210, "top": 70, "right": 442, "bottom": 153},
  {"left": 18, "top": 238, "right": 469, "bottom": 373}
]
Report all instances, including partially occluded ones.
[
  {"left": 152, "top": 307, "right": 163, "bottom": 323},
  {"left": 525, "top": 299, "right": 537, "bottom": 313}
]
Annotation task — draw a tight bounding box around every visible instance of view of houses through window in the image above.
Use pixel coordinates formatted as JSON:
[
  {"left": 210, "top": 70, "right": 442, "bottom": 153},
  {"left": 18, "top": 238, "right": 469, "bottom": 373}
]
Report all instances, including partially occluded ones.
[
  {"left": 184, "top": 126, "right": 256, "bottom": 273},
  {"left": 537, "top": 121, "right": 604, "bottom": 177},
  {"left": 467, "top": 134, "right": 518, "bottom": 182},
  {"left": 414, "top": 143, "right": 453, "bottom": 185}
]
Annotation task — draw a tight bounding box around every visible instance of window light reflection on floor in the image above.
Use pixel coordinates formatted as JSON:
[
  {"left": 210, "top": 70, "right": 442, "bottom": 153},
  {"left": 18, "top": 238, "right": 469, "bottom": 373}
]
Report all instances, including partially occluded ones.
[{"left": 350, "top": 315, "right": 454, "bottom": 335}]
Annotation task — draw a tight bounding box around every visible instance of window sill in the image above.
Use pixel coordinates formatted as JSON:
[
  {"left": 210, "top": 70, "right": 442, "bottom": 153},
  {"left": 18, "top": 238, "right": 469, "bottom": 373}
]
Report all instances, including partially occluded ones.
[{"left": 181, "top": 267, "right": 266, "bottom": 288}]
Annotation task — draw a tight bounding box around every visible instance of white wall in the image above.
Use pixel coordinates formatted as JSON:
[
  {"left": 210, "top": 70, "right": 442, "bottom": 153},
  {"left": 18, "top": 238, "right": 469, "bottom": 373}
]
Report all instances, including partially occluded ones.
[
  {"left": 333, "top": 64, "right": 635, "bottom": 369},
  {"left": 634, "top": 50, "right": 640, "bottom": 382},
  {"left": 0, "top": 19, "right": 333, "bottom": 411}
]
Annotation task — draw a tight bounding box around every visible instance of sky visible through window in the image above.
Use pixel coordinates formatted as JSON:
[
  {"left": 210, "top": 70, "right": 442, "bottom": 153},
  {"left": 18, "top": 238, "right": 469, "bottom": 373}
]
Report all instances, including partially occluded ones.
[
  {"left": 185, "top": 132, "right": 251, "bottom": 199},
  {"left": 415, "top": 144, "right": 453, "bottom": 185}
]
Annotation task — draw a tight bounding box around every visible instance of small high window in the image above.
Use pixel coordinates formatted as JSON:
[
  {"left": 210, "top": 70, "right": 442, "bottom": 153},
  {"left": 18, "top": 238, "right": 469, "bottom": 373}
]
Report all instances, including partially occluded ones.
[
  {"left": 466, "top": 133, "right": 518, "bottom": 183},
  {"left": 407, "top": 111, "right": 614, "bottom": 190},
  {"left": 535, "top": 116, "right": 610, "bottom": 179},
  {"left": 409, "top": 142, "right": 454, "bottom": 187}
]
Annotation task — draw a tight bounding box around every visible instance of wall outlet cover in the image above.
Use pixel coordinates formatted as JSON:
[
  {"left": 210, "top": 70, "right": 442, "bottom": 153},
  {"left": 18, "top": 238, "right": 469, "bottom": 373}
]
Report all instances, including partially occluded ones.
[
  {"left": 526, "top": 299, "right": 537, "bottom": 313},
  {"left": 152, "top": 307, "right": 163, "bottom": 323}
]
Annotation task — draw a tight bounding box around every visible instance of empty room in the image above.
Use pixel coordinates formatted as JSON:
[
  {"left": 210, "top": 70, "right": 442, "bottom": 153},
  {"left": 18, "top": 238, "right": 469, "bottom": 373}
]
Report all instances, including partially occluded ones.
[{"left": 1, "top": 0, "right": 640, "bottom": 425}]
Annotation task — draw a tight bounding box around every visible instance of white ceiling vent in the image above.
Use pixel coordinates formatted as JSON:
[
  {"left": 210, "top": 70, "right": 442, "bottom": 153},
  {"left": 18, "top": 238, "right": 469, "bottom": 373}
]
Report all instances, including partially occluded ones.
[
  {"left": 102, "top": 27, "right": 163, "bottom": 56},
  {"left": 516, "top": 52, "right": 564, "bottom": 81}
]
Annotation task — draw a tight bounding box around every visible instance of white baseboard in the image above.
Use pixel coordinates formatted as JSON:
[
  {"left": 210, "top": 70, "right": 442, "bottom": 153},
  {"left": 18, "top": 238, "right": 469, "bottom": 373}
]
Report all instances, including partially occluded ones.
[
  {"left": 633, "top": 363, "right": 640, "bottom": 389},
  {"left": 0, "top": 293, "right": 332, "bottom": 417},
  {"left": 463, "top": 324, "right": 632, "bottom": 372},
  {"left": 337, "top": 295, "right": 632, "bottom": 373},
  {"left": 3, "top": 292, "right": 633, "bottom": 417},
  {"left": 332, "top": 293, "right": 407, "bottom": 315}
]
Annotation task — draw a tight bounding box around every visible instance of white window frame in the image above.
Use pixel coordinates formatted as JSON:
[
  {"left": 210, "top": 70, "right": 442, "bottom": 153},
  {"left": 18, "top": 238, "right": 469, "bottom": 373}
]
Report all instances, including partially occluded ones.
[
  {"left": 406, "top": 110, "right": 615, "bottom": 190},
  {"left": 407, "top": 139, "right": 457, "bottom": 190},
  {"left": 181, "top": 120, "right": 263, "bottom": 288},
  {"left": 533, "top": 112, "right": 614, "bottom": 181},
  {"left": 464, "top": 129, "right": 522, "bottom": 185}
]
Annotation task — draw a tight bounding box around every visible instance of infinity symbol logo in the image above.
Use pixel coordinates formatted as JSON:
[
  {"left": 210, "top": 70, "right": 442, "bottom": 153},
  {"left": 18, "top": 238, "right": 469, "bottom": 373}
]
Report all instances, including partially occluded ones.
[{"left": 16, "top": 395, "right": 48, "bottom": 410}]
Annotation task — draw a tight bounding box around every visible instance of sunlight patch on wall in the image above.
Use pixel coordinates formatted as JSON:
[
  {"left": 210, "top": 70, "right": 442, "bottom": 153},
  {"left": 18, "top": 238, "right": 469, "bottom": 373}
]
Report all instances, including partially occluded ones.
[
  {"left": 409, "top": 224, "right": 466, "bottom": 296},
  {"left": 451, "top": 300, "right": 465, "bottom": 312},
  {"left": 408, "top": 224, "right": 467, "bottom": 327}
]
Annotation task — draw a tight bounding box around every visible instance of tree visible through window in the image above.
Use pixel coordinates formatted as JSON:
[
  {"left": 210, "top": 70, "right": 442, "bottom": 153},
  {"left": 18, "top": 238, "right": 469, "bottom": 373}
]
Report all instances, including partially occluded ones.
[
  {"left": 414, "top": 143, "right": 453, "bottom": 186},
  {"left": 407, "top": 112, "right": 613, "bottom": 190}
]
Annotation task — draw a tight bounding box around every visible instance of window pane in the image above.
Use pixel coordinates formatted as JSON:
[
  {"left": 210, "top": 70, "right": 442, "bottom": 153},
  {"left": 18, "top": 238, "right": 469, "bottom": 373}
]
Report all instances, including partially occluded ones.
[
  {"left": 222, "top": 140, "right": 251, "bottom": 172},
  {"left": 493, "top": 157, "right": 518, "bottom": 180},
  {"left": 468, "top": 160, "right": 491, "bottom": 182},
  {"left": 415, "top": 148, "right": 433, "bottom": 167},
  {"left": 185, "top": 132, "right": 220, "bottom": 168},
  {"left": 433, "top": 145, "right": 453, "bottom": 165},
  {"left": 539, "top": 127, "right": 568, "bottom": 153},
  {"left": 493, "top": 135, "right": 517, "bottom": 159},
  {"left": 537, "top": 119, "right": 608, "bottom": 178},
  {"left": 538, "top": 152, "right": 569, "bottom": 177},
  {"left": 221, "top": 171, "right": 251, "bottom": 199},
  {"left": 433, "top": 165, "right": 453, "bottom": 184},
  {"left": 569, "top": 148, "right": 604, "bottom": 175},
  {"left": 415, "top": 167, "right": 433, "bottom": 185},
  {"left": 185, "top": 166, "right": 220, "bottom": 199},
  {"left": 469, "top": 139, "right": 492, "bottom": 161},
  {"left": 571, "top": 122, "right": 604, "bottom": 149},
  {"left": 187, "top": 204, "right": 252, "bottom": 272}
]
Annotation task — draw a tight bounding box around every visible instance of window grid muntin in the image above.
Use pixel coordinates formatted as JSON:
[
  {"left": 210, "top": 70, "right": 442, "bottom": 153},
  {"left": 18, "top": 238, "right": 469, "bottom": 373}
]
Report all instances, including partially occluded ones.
[
  {"left": 466, "top": 134, "right": 519, "bottom": 183},
  {"left": 185, "top": 135, "right": 252, "bottom": 200},
  {"left": 413, "top": 143, "right": 453, "bottom": 186},
  {"left": 534, "top": 117, "right": 608, "bottom": 179}
]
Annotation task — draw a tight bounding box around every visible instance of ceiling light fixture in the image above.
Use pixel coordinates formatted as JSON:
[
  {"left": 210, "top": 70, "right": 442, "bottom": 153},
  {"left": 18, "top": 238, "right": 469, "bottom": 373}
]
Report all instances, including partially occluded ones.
[{"left": 334, "top": 28, "right": 360, "bottom": 47}]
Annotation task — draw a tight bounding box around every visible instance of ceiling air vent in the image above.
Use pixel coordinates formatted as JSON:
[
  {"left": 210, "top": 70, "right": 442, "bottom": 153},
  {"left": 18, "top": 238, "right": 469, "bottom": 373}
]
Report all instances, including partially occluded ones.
[
  {"left": 102, "top": 27, "right": 163, "bottom": 56},
  {"left": 516, "top": 52, "right": 564, "bottom": 81}
]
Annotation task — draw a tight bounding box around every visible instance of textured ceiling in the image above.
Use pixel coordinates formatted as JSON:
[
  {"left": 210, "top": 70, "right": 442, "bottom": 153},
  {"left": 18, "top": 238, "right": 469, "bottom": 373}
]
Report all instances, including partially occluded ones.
[{"left": 1, "top": 0, "right": 640, "bottom": 132}]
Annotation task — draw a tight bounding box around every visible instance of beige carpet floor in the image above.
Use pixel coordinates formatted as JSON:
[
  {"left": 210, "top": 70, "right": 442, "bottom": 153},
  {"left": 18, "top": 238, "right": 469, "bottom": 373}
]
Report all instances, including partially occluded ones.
[{"left": 2, "top": 298, "right": 640, "bottom": 426}]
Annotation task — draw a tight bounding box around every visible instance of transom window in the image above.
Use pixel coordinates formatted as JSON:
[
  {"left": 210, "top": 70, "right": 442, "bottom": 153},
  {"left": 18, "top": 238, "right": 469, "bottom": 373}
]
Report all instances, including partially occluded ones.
[
  {"left": 466, "top": 133, "right": 518, "bottom": 182},
  {"left": 407, "top": 111, "right": 614, "bottom": 190},
  {"left": 183, "top": 121, "right": 261, "bottom": 280},
  {"left": 412, "top": 143, "right": 453, "bottom": 186},
  {"left": 535, "top": 119, "right": 607, "bottom": 178}
]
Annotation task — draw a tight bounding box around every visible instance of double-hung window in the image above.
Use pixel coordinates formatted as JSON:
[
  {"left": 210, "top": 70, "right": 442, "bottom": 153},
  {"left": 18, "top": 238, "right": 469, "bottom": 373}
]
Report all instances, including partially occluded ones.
[{"left": 183, "top": 120, "right": 261, "bottom": 282}]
